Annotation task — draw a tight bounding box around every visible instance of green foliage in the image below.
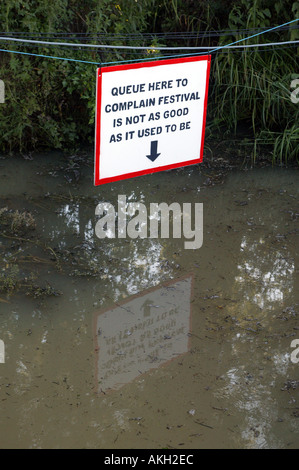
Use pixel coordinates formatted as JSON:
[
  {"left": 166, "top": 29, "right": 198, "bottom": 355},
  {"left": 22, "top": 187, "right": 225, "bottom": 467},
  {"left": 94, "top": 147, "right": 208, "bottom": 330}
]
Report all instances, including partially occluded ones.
[
  {"left": 0, "top": 0, "right": 298, "bottom": 162},
  {"left": 210, "top": 0, "right": 299, "bottom": 162}
]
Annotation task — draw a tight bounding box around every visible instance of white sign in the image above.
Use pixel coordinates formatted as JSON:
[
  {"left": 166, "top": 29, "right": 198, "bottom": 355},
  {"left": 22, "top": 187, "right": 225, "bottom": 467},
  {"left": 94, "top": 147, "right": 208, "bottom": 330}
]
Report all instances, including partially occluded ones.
[
  {"left": 94, "top": 275, "right": 193, "bottom": 392},
  {"left": 94, "top": 56, "right": 211, "bottom": 185}
]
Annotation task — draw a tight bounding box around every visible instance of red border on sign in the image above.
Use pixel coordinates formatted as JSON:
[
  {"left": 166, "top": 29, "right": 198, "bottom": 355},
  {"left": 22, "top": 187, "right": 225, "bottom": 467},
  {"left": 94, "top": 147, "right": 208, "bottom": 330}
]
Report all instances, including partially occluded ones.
[{"left": 94, "top": 55, "right": 211, "bottom": 186}]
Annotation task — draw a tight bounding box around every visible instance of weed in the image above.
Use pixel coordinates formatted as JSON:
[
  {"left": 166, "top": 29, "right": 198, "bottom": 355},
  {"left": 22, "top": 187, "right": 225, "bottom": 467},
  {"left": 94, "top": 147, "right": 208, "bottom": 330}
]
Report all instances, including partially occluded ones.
[{"left": 0, "top": 0, "right": 298, "bottom": 163}]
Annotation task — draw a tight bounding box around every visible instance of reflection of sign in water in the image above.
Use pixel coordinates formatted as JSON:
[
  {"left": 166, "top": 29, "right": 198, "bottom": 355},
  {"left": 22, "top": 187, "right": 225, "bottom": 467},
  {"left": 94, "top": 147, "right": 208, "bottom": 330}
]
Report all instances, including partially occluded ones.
[{"left": 94, "top": 275, "right": 193, "bottom": 392}]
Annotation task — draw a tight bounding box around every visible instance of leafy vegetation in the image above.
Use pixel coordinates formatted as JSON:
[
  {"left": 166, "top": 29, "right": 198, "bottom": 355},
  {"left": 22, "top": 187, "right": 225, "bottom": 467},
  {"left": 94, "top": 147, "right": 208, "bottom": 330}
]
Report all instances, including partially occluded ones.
[{"left": 0, "top": 0, "right": 298, "bottom": 162}]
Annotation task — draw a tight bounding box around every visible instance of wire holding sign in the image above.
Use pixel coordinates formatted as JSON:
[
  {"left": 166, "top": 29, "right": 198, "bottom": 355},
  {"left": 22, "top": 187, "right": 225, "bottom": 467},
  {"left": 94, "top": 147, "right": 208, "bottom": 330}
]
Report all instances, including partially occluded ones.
[{"left": 94, "top": 55, "right": 211, "bottom": 186}]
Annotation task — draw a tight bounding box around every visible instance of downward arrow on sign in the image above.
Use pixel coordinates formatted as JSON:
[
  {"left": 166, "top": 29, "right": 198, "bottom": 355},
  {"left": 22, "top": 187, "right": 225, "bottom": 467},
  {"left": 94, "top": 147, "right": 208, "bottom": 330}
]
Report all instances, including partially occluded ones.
[{"left": 146, "top": 141, "right": 161, "bottom": 162}]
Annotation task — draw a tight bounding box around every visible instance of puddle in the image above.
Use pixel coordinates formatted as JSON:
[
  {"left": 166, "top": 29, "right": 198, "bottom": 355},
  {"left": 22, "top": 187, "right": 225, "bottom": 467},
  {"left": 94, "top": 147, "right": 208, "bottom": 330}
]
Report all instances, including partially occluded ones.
[{"left": 0, "top": 153, "right": 298, "bottom": 448}]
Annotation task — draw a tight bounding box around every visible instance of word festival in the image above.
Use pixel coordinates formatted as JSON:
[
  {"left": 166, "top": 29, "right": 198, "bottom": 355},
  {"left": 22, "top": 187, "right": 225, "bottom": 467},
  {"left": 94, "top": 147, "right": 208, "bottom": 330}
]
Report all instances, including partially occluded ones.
[{"left": 95, "top": 195, "right": 203, "bottom": 250}]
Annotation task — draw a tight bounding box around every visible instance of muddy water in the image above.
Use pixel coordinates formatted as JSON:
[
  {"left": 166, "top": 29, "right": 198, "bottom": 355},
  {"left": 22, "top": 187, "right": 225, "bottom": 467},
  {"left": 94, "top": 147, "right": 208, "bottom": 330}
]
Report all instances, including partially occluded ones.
[{"left": 0, "top": 153, "right": 298, "bottom": 449}]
